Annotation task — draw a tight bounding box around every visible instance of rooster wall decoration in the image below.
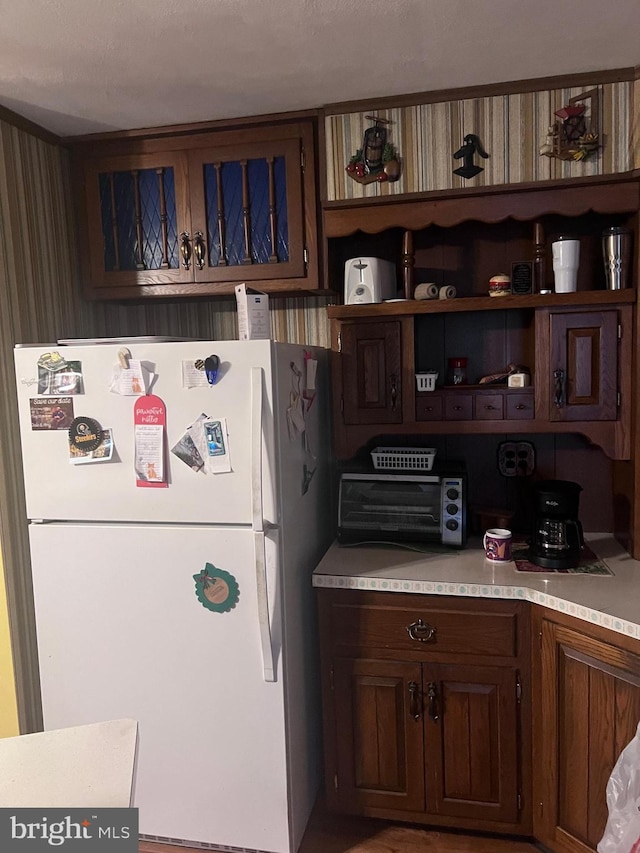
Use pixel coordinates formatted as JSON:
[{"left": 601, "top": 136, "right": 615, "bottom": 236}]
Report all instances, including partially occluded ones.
[{"left": 453, "top": 134, "right": 489, "bottom": 179}]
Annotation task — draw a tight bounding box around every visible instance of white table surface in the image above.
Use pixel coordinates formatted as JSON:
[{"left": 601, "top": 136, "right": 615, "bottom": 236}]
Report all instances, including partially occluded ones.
[{"left": 312, "top": 534, "right": 640, "bottom": 641}]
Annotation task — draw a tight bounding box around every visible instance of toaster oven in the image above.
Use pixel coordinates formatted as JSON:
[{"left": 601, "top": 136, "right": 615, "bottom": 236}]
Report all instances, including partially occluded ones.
[{"left": 337, "top": 470, "right": 466, "bottom": 547}]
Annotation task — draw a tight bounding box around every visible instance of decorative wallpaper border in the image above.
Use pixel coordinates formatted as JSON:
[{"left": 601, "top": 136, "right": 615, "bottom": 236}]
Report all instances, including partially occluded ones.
[
  {"left": 325, "top": 80, "right": 633, "bottom": 201},
  {"left": 312, "top": 574, "right": 640, "bottom": 641}
]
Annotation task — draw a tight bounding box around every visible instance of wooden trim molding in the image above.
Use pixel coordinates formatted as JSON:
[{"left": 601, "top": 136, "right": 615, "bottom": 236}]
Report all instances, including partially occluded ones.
[
  {"left": 322, "top": 67, "right": 636, "bottom": 116},
  {"left": 0, "top": 104, "right": 61, "bottom": 147}
]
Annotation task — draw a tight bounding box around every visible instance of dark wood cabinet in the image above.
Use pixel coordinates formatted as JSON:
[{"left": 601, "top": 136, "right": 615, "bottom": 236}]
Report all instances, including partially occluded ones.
[
  {"left": 424, "top": 663, "right": 520, "bottom": 825},
  {"left": 544, "top": 309, "right": 620, "bottom": 422},
  {"left": 339, "top": 320, "right": 404, "bottom": 426},
  {"left": 332, "top": 656, "right": 426, "bottom": 813},
  {"left": 329, "top": 292, "right": 633, "bottom": 461},
  {"left": 318, "top": 590, "right": 531, "bottom": 834},
  {"left": 72, "top": 119, "right": 320, "bottom": 299},
  {"left": 534, "top": 611, "right": 640, "bottom": 853}
]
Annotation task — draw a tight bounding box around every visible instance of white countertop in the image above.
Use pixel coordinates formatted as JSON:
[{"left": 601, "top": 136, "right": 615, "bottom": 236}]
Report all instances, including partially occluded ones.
[{"left": 312, "top": 535, "right": 640, "bottom": 641}]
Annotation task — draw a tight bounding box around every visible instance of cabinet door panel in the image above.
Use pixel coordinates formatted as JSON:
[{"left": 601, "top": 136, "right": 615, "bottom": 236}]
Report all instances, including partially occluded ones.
[
  {"left": 332, "top": 658, "right": 425, "bottom": 812},
  {"left": 424, "top": 664, "right": 519, "bottom": 824},
  {"left": 549, "top": 311, "right": 618, "bottom": 421},
  {"left": 342, "top": 322, "right": 403, "bottom": 425},
  {"left": 188, "top": 137, "right": 306, "bottom": 283},
  {"left": 540, "top": 621, "right": 640, "bottom": 852},
  {"left": 83, "top": 151, "right": 193, "bottom": 290}
]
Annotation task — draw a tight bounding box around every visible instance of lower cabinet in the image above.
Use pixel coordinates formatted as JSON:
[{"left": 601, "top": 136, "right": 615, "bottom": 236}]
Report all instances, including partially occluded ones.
[
  {"left": 534, "top": 611, "right": 640, "bottom": 853},
  {"left": 318, "top": 590, "right": 531, "bottom": 834}
]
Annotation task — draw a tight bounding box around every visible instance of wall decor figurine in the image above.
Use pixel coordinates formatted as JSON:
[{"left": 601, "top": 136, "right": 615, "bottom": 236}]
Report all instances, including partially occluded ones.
[
  {"left": 346, "top": 115, "right": 401, "bottom": 184},
  {"left": 453, "top": 134, "right": 489, "bottom": 179},
  {"left": 539, "top": 89, "right": 600, "bottom": 162}
]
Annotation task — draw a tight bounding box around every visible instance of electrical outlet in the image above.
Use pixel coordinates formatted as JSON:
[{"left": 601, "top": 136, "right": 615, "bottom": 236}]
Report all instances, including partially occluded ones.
[{"left": 498, "top": 441, "right": 536, "bottom": 477}]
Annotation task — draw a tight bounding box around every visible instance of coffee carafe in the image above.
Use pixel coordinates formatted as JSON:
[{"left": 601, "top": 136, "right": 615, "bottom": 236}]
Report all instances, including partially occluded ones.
[{"left": 529, "top": 480, "right": 584, "bottom": 569}]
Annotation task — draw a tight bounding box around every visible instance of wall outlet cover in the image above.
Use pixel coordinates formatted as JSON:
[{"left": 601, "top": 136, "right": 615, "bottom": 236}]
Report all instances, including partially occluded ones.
[{"left": 497, "top": 441, "right": 536, "bottom": 477}]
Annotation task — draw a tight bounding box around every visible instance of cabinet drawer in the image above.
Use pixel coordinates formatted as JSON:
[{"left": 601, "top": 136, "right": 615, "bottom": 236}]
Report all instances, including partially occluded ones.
[
  {"left": 328, "top": 600, "right": 519, "bottom": 659},
  {"left": 506, "top": 392, "right": 535, "bottom": 419},
  {"left": 416, "top": 394, "right": 443, "bottom": 421},
  {"left": 444, "top": 394, "right": 473, "bottom": 420},
  {"left": 474, "top": 394, "right": 504, "bottom": 420}
]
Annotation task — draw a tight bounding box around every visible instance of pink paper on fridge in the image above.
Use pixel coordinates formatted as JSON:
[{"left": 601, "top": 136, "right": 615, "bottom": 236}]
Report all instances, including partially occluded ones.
[{"left": 134, "top": 394, "right": 168, "bottom": 488}]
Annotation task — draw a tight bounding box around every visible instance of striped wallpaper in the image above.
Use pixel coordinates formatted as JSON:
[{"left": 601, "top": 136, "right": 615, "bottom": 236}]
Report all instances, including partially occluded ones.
[{"left": 325, "top": 80, "right": 634, "bottom": 201}]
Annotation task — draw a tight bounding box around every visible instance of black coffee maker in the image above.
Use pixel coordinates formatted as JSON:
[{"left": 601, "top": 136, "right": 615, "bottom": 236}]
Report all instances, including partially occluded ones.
[{"left": 529, "top": 480, "right": 584, "bottom": 569}]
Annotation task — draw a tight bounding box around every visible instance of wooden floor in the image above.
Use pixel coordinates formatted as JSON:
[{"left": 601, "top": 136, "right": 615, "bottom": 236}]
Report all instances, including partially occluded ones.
[{"left": 139, "top": 804, "right": 545, "bottom": 853}]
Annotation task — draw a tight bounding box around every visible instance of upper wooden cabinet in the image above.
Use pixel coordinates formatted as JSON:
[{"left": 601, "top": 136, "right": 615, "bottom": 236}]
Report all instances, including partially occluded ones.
[
  {"left": 71, "top": 119, "right": 321, "bottom": 299},
  {"left": 329, "top": 293, "right": 634, "bottom": 461}
]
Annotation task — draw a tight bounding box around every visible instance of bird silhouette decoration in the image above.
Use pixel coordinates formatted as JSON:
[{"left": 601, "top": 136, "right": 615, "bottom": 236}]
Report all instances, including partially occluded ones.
[{"left": 453, "top": 134, "right": 489, "bottom": 179}]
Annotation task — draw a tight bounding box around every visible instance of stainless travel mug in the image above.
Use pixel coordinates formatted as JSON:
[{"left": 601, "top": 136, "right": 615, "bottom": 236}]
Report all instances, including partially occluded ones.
[{"left": 602, "top": 226, "right": 632, "bottom": 290}]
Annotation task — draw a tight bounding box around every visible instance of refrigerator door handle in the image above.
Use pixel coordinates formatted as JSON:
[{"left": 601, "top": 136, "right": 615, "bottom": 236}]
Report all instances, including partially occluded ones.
[
  {"left": 250, "top": 367, "right": 264, "bottom": 534},
  {"left": 254, "top": 530, "right": 275, "bottom": 682},
  {"left": 251, "top": 367, "right": 275, "bottom": 682}
]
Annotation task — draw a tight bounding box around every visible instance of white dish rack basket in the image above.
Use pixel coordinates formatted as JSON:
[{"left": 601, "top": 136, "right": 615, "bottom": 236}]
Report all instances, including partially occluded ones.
[
  {"left": 371, "top": 447, "right": 437, "bottom": 471},
  {"left": 415, "top": 371, "right": 438, "bottom": 392}
]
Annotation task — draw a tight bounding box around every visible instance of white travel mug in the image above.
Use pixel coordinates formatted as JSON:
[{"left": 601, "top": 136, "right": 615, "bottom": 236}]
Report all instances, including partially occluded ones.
[{"left": 552, "top": 238, "right": 580, "bottom": 293}]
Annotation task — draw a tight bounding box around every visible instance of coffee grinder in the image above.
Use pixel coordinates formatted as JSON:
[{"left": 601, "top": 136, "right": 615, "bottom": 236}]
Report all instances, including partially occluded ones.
[{"left": 529, "top": 480, "right": 584, "bottom": 569}]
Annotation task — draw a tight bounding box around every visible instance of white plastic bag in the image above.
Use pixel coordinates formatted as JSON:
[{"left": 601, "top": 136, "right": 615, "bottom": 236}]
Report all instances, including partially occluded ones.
[{"left": 598, "top": 722, "right": 640, "bottom": 853}]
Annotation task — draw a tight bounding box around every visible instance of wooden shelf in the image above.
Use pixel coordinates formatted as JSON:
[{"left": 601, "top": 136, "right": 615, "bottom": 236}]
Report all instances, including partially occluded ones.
[{"left": 328, "top": 289, "right": 636, "bottom": 319}]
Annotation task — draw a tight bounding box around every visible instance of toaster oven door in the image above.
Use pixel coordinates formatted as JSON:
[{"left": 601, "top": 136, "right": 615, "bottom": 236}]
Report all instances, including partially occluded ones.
[{"left": 338, "top": 475, "right": 443, "bottom": 543}]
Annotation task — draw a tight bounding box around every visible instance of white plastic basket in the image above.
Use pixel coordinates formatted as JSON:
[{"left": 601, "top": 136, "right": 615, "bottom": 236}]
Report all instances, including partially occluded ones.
[
  {"left": 371, "top": 447, "right": 437, "bottom": 471},
  {"left": 415, "top": 372, "right": 438, "bottom": 392}
]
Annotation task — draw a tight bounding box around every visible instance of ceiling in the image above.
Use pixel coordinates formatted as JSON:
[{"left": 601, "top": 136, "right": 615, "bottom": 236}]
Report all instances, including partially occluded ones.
[{"left": 2, "top": 0, "right": 640, "bottom": 139}]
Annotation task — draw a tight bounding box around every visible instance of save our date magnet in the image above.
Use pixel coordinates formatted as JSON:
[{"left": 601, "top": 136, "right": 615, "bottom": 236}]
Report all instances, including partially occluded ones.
[{"left": 134, "top": 394, "right": 168, "bottom": 488}]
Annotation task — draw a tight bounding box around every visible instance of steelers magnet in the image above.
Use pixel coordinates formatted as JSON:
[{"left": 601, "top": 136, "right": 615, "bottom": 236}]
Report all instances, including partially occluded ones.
[{"left": 68, "top": 416, "right": 104, "bottom": 453}]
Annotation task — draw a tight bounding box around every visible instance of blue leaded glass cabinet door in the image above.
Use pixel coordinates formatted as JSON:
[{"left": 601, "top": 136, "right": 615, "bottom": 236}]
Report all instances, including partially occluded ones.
[
  {"left": 73, "top": 119, "right": 320, "bottom": 299},
  {"left": 187, "top": 133, "right": 306, "bottom": 286},
  {"left": 81, "top": 150, "right": 193, "bottom": 296}
]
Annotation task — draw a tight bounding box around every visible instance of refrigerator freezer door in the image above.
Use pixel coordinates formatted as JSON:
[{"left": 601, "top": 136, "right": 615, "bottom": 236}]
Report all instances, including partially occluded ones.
[
  {"left": 28, "top": 522, "right": 289, "bottom": 851},
  {"left": 14, "top": 340, "right": 277, "bottom": 526}
]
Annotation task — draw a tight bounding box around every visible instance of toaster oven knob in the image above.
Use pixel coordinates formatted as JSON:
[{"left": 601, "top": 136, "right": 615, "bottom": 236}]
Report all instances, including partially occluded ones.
[
  {"left": 446, "top": 519, "right": 459, "bottom": 531},
  {"left": 446, "top": 487, "right": 459, "bottom": 500},
  {"left": 446, "top": 503, "right": 459, "bottom": 515}
]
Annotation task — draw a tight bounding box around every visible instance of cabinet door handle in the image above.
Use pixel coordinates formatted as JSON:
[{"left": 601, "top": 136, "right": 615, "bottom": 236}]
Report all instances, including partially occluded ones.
[
  {"left": 390, "top": 373, "right": 398, "bottom": 411},
  {"left": 427, "top": 682, "right": 439, "bottom": 721},
  {"left": 408, "top": 681, "right": 421, "bottom": 721},
  {"left": 193, "top": 230, "right": 206, "bottom": 270},
  {"left": 553, "top": 368, "right": 565, "bottom": 407},
  {"left": 406, "top": 619, "right": 436, "bottom": 643},
  {"left": 180, "top": 231, "right": 192, "bottom": 269}
]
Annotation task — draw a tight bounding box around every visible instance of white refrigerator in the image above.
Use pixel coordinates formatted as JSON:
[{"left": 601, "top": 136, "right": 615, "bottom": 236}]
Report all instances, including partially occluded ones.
[{"left": 13, "top": 338, "right": 332, "bottom": 853}]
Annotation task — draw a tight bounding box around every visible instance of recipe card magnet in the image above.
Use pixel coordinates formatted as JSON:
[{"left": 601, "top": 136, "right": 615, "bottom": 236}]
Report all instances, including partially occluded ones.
[
  {"left": 134, "top": 394, "right": 168, "bottom": 488},
  {"left": 193, "top": 563, "right": 240, "bottom": 613},
  {"left": 110, "top": 354, "right": 149, "bottom": 395}
]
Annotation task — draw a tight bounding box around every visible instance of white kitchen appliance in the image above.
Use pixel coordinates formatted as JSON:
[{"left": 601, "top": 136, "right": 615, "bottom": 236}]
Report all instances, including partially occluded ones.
[
  {"left": 13, "top": 338, "right": 332, "bottom": 853},
  {"left": 344, "top": 256, "right": 397, "bottom": 303}
]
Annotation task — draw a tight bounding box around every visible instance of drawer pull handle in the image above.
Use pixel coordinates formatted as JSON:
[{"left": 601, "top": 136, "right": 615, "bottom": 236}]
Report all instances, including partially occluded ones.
[
  {"left": 515, "top": 404, "right": 526, "bottom": 410},
  {"left": 408, "top": 680, "right": 421, "bottom": 721},
  {"left": 406, "top": 619, "right": 436, "bottom": 643},
  {"left": 484, "top": 404, "right": 496, "bottom": 410},
  {"left": 427, "top": 681, "right": 439, "bottom": 721},
  {"left": 453, "top": 405, "right": 462, "bottom": 412}
]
